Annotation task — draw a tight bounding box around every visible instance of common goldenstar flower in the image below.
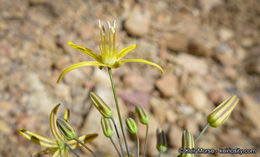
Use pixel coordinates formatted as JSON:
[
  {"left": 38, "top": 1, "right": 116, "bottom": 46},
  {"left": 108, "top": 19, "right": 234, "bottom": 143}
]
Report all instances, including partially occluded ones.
[
  {"left": 18, "top": 104, "right": 98, "bottom": 157},
  {"left": 57, "top": 20, "right": 163, "bottom": 83}
]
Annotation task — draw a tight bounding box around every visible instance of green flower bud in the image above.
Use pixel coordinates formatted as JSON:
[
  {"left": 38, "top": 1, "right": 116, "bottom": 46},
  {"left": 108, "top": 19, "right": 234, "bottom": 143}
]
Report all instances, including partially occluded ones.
[
  {"left": 101, "top": 117, "right": 114, "bottom": 138},
  {"left": 207, "top": 95, "right": 239, "bottom": 128},
  {"left": 156, "top": 128, "right": 167, "bottom": 152},
  {"left": 135, "top": 104, "right": 149, "bottom": 125},
  {"left": 181, "top": 130, "right": 194, "bottom": 157},
  {"left": 126, "top": 118, "right": 138, "bottom": 134},
  {"left": 56, "top": 118, "right": 76, "bottom": 140},
  {"left": 90, "top": 92, "right": 113, "bottom": 118}
]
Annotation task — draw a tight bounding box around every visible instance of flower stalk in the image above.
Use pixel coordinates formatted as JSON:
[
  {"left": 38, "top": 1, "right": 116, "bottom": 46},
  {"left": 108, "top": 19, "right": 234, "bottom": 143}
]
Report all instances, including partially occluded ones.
[{"left": 108, "top": 67, "right": 130, "bottom": 157}]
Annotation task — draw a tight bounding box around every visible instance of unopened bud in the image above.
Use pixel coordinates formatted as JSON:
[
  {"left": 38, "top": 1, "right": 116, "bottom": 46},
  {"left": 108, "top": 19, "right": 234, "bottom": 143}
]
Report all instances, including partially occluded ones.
[
  {"left": 101, "top": 117, "right": 114, "bottom": 138},
  {"left": 126, "top": 118, "right": 138, "bottom": 134},
  {"left": 56, "top": 118, "right": 76, "bottom": 140},
  {"left": 181, "top": 130, "right": 194, "bottom": 157},
  {"left": 156, "top": 128, "right": 167, "bottom": 152},
  {"left": 207, "top": 95, "right": 239, "bottom": 128},
  {"left": 135, "top": 105, "right": 149, "bottom": 125},
  {"left": 90, "top": 92, "right": 113, "bottom": 118}
]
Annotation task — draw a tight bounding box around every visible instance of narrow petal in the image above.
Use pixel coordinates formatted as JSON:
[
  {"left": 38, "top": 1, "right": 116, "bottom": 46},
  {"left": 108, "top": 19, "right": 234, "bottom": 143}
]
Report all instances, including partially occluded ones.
[
  {"left": 33, "top": 148, "right": 57, "bottom": 156},
  {"left": 50, "top": 104, "right": 64, "bottom": 141},
  {"left": 68, "top": 133, "right": 98, "bottom": 149},
  {"left": 64, "top": 147, "right": 69, "bottom": 157},
  {"left": 67, "top": 41, "right": 100, "bottom": 61},
  {"left": 116, "top": 44, "right": 137, "bottom": 59},
  {"left": 57, "top": 61, "right": 106, "bottom": 83},
  {"left": 119, "top": 59, "right": 164, "bottom": 73},
  {"left": 18, "top": 129, "right": 57, "bottom": 147},
  {"left": 52, "top": 150, "right": 60, "bottom": 157},
  {"left": 63, "top": 109, "right": 70, "bottom": 123}
]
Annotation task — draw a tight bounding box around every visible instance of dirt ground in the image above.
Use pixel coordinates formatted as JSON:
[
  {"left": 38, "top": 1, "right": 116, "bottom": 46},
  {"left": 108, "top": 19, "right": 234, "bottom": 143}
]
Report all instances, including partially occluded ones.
[{"left": 0, "top": 0, "right": 259, "bottom": 156}]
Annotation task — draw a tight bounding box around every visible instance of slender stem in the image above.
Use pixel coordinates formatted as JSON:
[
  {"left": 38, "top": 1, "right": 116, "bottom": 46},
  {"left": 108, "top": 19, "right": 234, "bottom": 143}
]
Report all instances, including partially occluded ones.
[
  {"left": 110, "top": 137, "right": 122, "bottom": 157},
  {"left": 143, "top": 124, "right": 149, "bottom": 157},
  {"left": 136, "top": 134, "right": 140, "bottom": 157},
  {"left": 108, "top": 68, "right": 130, "bottom": 157},
  {"left": 65, "top": 143, "right": 80, "bottom": 157},
  {"left": 74, "top": 138, "right": 97, "bottom": 157},
  {"left": 111, "top": 117, "right": 124, "bottom": 156},
  {"left": 195, "top": 123, "right": 210, "bottom": 142},
  {"left": 158, "top": 150, "right": 161, "bottom": 157}
]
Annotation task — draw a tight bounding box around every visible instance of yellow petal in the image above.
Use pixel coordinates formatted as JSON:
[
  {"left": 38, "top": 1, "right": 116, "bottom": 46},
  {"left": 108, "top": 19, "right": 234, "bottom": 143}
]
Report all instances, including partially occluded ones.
[
  {"left": 57, "top": 61, "right": 106, "bottom": 83},
  {"left": 68, "top": 133, "right": 98, "bottom": 149},
  {"left": 52, "top": 150, "right": 60, "bottom": 157},
  {"left": 18, "top": 129, "right": 57, "bottom": 148},
  {"left": 67, "top": 41, "right": 100, "bottom": 61},
  {"left": 50, "top": 104, "right": 64, "bottom": 141},
  {"left": 64, "top": 148, "right": 69, "bottom": 157},
  {"left": 33, "top": 148, "right": 57, "bottom": 156},
  {"left": 119, "top": 59, "right": 164, "bottom": 73},
  {"left": 116, "top": 44, "right": 138, "bottom": 59},
  {"left": 63, "top": 109, "right": 70, "bottom": 123}
]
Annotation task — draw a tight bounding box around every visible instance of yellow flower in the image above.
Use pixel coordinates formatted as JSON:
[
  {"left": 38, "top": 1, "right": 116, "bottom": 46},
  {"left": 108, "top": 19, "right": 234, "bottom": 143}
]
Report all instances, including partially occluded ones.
[
  {"left": 57, "top": 20, "right": 163, "bottom": 83},
  {"left": 18, "top": 104, "right": 98, "bottom": 157}
]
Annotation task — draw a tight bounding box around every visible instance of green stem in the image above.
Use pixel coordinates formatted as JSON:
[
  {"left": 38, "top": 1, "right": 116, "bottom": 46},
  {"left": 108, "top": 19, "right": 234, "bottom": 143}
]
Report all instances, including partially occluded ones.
[
  {"left": 111, "top": 117, "right": 124, "bottom": 156},
  {"left": 143, "top": 125, "right": 149, "bottom": 157},
  {"left": 195, "top": 123, "right": 210, "bottom": 142},
  {"left": 108, "top": 68, "right": 130, "bottom": 157},
  {"left": 74, "top": 138, "right": 97, "bottom": 157},
  {"left": 65, "top": 143, "right": 80, "bottom": 157},
  {"left": 136, "top": 134, "right": 140, "bottom": 157},
  {"left": 110, "top": 137, "right": 122, "bottom": 157},
  {"left": 158, "top": 150, "right": 161, "bottom": 157}
]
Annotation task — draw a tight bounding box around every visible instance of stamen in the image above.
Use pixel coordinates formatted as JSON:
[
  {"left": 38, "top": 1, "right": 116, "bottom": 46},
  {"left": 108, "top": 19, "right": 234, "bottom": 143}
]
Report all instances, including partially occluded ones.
[{"left": 98, "top": 19, "right": 102, "bottom": 29}]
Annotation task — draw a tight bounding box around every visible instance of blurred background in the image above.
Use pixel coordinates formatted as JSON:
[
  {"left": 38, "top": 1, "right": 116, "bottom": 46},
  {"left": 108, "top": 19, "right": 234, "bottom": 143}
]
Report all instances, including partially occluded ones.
[{"left": 0, "top": 0, "right": 259, "bottom": 156}]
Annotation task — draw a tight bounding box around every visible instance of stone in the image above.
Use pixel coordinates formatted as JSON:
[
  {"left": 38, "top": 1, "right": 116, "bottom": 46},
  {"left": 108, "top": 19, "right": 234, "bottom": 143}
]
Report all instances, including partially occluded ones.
[
  {"left": 123, "top": 73, "right": 154, "bottom": 93},
  {"left": 168, "top": 125, "right": 182, "bottom": 148},
  {"left": 119, "top": 92, "right": 150, "bottom": 107},
  {"left": 245, "top": 47, "right": 260, "bottom": 75},
  {"left": 218, "top": 27, "right": 234, "bottom": 42},
  {"left": 214, "top": 52, "right": 238, "bottom": 67},
  {"left": 174, "top": 53, "right": 208, "bottom": 75},
  {"left": 155, "top": 74, "right": 179, "bottom": 97},
  {"left": 187, "top": 29, "right": 218, "bottom": 56},
  {"left": 208, "top": 88, "right": 229, "bottom": 105},
  {"left": 150, "top": 97, "right": 168, "bottom": 124},
  {"left": 164, "top": 32, "right": 189, "bottom": 52},
  {"left": 185, "top": 87, "right": 208, "bottom": 111},
  {"left": 241, "top": 95, "right": 260, "bottom": 138},
  {"left": 199, "top": 0, "right": 223, "bottom": 15},
  {"left": 124, "top": 5, "right": 151, "bottom": 37}
]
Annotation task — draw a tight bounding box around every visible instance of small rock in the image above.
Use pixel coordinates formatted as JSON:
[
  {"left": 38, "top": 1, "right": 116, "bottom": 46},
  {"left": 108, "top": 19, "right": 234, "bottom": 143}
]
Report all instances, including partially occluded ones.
[
  {"left": 241, "top": 37, "right": 254, "bottom": 48},
  {"left": 164, "top": 32, "right": 189, "bottom": 52},
  {"left": 188, "top": 29, "right": 217, "bottom": 56},
  {"left": 168, "top": 125, "right": 182, "bottom": 148},
  {"left": 214, "top": 52, "right": 238, "bottom": 67},
  {"left": 185, "top": 87, "right": 208, "bottom": 111},
  {"left": 150, "top": 97, "right": 168, "bottom": 123},
  {"left": 218, "top": 27, "right": 234, "bottom": 42},
  {"left": 123, "top": 73, "right": 154, "bottom": 93},
  {"left": 199, "top": 0, "right": 223, "bottom": 14},
  {"left": 241, "top": 95, "right": 260, "bottom": 138},
  {"left": 156, "top": 74, "right": 179, "bottom": 97},
  {"left": 224, "top": 67, "right": 238, "bottom": 81},
  {"left": 134, "top": 40, "right": 159, "bottom": 62},
  {"left": 165, "top": 109, "right": 177, "bottom": 123},
  {"left": 124, "top": 5, "right": 151, "bottom": 37},
  {"left": 175, "top": 53, "right": 208, "bottom": 75},
  {"left": 245, "top": 47, "right": 260, "bottom": 75},
  {"left": 208, "top": 88, "right": 229, "bottom": 105},
  {"left": 119, "top": 92, "right": 150, "bottom": 107}
]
